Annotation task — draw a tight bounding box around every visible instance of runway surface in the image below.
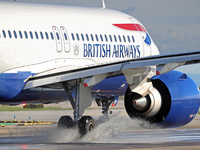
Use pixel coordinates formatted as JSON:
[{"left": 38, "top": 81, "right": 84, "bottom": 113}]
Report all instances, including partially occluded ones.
[{"left": 0, "top": 110, "right": 199, "bottom": 149}]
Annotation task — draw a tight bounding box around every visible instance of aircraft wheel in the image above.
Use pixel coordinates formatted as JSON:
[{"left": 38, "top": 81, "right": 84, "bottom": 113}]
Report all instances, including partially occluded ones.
[
  {"left": 78, "top": 116, "right": 95, "bottom": 136},
  {"left": 57, "top": 115, "right": 74, "bottom": 129}
]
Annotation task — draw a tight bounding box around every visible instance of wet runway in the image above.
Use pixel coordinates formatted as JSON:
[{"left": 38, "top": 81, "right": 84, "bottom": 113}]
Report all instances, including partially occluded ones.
[{"left": 0, "top": 110, "right": 199, "bottom": 149}]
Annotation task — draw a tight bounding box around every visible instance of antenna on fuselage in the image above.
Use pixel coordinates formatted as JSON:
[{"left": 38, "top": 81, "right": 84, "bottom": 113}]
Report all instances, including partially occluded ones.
[{"left": 102, "top": 0, "right": 106, "bottom": 9}]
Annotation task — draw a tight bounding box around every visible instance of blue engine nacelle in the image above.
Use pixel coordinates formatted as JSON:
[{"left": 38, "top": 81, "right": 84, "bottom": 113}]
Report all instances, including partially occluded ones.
[{"left": 124, "top": 70, "right": 200, "bottom": 128}]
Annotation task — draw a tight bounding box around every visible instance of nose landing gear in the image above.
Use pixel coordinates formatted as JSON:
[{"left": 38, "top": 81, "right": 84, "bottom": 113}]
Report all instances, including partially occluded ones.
[{"left": 95, "top": 96, "right": 115, "bottom": 117}]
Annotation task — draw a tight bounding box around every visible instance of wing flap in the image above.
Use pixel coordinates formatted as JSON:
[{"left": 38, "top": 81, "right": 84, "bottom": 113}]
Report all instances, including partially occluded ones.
[{"left": 24, "top": 51, "right": 200, "bottom": 90}]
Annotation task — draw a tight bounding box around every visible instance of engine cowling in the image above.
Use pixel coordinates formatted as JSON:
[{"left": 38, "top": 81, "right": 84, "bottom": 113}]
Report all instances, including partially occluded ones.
[{"left": 124, "top": 70, "right": 200, "bottom": 128}]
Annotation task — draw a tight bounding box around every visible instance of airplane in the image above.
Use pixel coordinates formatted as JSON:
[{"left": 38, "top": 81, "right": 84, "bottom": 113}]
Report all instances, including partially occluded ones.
[{"left": 0, "top": 1, "right": 200, "bottom": 136}]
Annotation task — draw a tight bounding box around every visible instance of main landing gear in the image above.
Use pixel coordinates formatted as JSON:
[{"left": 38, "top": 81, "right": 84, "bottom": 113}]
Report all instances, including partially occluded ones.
[
  {"left": 57, "top": 80, "right": 95, "bottom": 136},
  {"left": 58, "top": 115, "right": 95, "bottom": 137},
  {"left": 57, "top": 80, "right": 115, "bottom": 136}
]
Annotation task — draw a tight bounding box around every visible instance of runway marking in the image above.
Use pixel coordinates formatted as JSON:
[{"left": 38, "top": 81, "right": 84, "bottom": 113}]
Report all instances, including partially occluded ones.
[{"left": 0, "top": 121, "right": 57, "bottom": 126}]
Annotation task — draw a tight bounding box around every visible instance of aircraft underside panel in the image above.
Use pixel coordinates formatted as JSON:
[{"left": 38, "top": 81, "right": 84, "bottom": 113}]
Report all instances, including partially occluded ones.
[{"left": 0, "top": 74, "right": 128, "bottom": 103}]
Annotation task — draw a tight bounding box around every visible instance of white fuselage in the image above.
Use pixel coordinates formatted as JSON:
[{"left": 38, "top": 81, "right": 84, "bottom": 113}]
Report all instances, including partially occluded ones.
[{"left": 0, "top": 2, "right": 159, "bottom": 75}]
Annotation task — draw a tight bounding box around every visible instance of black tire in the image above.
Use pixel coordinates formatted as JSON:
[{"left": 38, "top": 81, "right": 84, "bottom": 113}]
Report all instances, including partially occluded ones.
[
  {"left": 78, "top": 116, "right": 95, "bottom": 136},
  {"left": 57, "top": 116, "right": 74, "bottom": 129}
]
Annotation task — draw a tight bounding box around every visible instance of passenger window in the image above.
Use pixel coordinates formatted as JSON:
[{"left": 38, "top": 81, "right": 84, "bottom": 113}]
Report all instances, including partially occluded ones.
[
  {"left": 114, "top": 35, "right": 117, "bottom": 42},
  {"left": 19, "top": 31, "right": 23, "bottom": 39},
  {"left": 118, "top": 35, "right": 122, "bottom": 42},
  {"left": 45, "top": 32, "right": 49, "bottom": 39},
  {"left": 8, "top": 30, "right": 12, "bottom": 38},
  {"left": 104, "top": 35, "right": 108, "bottom": 42},
  {"left": 71, "top": 33, "right": 75, "bottom": 41},
  {"left": 30, "top": 31, "right": 33, "bottom": 39},
  {"left": 91, "top": 34, "right": 94, "bottom": 41},
  {"left": 109, "top": 35, "right": 112, "bottom": 42},
  {"left": 50, "top": 32, "right": 54, "bottom": 40},
  {"left": 100, "top": 34, "right": 103, "bottom": 42},
  {"left": 24, "top": 31, "right": 28, "bottom": 39},
  {"left": 132, "top": 36, "right": 135, "bottom": 42},
  {"left": 86, "top": 34, "right": 89, "bottom": 41},
  {"left": 40, "top": 32, "right": 44, "bottom": 39},
  {"left": 14, "top": 31, "right": 17, "bottom": 39},
  {"left": 76, "top": 33, "right": 79, "bottom": 41},
  {"left": 95, "top": 34, "right": 98, "bottom": 41},
  {"left": 123, "top": 35, "right": 126, "bottom": 43},
  {"left": 127, "top": 35, "right": 130, "bottom": 43},
  {"left": 56, "top": 33, "right": 60, "bottom": 40},
  {"left": 2, "top": 30, "right": 6, "bottom": 38},
  {"left": 64, "top": 33, "right": 68, "bottom": 40},
  {"left": 35, "top": 32, "right": 38, "bottom": 39},
  {"left": 81, "top": 34, "right": 84, "bottom": 41}
]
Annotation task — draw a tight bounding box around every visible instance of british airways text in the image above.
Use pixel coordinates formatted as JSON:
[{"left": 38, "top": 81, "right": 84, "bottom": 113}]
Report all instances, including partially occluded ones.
[{"left": 83, "top": 44, "right": 140, "bottom": 58}]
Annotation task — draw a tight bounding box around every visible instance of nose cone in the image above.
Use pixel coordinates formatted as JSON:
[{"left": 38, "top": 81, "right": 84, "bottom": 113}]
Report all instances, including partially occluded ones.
[{"left": 132, "top": 97, "right": 147, "bottom": 111}]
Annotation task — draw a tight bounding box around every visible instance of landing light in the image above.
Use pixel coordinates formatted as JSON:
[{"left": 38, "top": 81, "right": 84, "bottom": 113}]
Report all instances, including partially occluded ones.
[{"left": 22, "top": 103, "right": 26, "bottom": 108}]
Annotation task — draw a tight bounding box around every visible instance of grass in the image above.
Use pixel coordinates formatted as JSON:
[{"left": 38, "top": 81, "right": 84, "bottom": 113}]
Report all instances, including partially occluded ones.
[
  {"left": 0, "top": 105, "right": 200, "bottom": 115},
  {"left": 0, "top": 105, "right": 68, "bottom": 111}
]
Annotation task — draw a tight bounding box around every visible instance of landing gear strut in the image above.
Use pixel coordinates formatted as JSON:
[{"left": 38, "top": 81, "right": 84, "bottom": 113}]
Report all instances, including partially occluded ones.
[{"left": 57, "top": 80, "right": 94, "bottom": 136}]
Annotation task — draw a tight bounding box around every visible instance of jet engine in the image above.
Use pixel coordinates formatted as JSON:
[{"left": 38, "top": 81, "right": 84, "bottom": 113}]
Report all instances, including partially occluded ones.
[{"left": 124, "top": 71, "right": 200, "bottom": 128}]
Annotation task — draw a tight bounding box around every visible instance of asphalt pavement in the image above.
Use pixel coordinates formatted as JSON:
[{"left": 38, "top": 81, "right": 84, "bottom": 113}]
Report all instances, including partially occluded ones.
[{"left": 0, "top": 109, "right": 199, "bottom": 149}]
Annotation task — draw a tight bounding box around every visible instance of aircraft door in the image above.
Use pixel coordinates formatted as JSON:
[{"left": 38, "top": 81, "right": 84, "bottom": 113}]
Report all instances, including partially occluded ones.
[
  {"left": 60, "top": 26, "right": 70, "bottom": 53},
  {"left": 52, "top": 26, "right": 62, "bottom": 52}
]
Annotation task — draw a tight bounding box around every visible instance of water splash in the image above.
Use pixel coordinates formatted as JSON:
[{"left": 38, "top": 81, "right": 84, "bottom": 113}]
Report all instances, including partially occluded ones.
[
  {"left": 80, "top": 113, "right": 144, "bottom": 143},
  {"left": 6, "top": 113, "right": 167, "bottom": 144}
]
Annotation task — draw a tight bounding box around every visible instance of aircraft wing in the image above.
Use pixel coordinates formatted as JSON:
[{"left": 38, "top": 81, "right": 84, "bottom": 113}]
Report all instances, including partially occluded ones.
[{"left": 24, "top": 51, "right": 200, "bottom": 90}]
